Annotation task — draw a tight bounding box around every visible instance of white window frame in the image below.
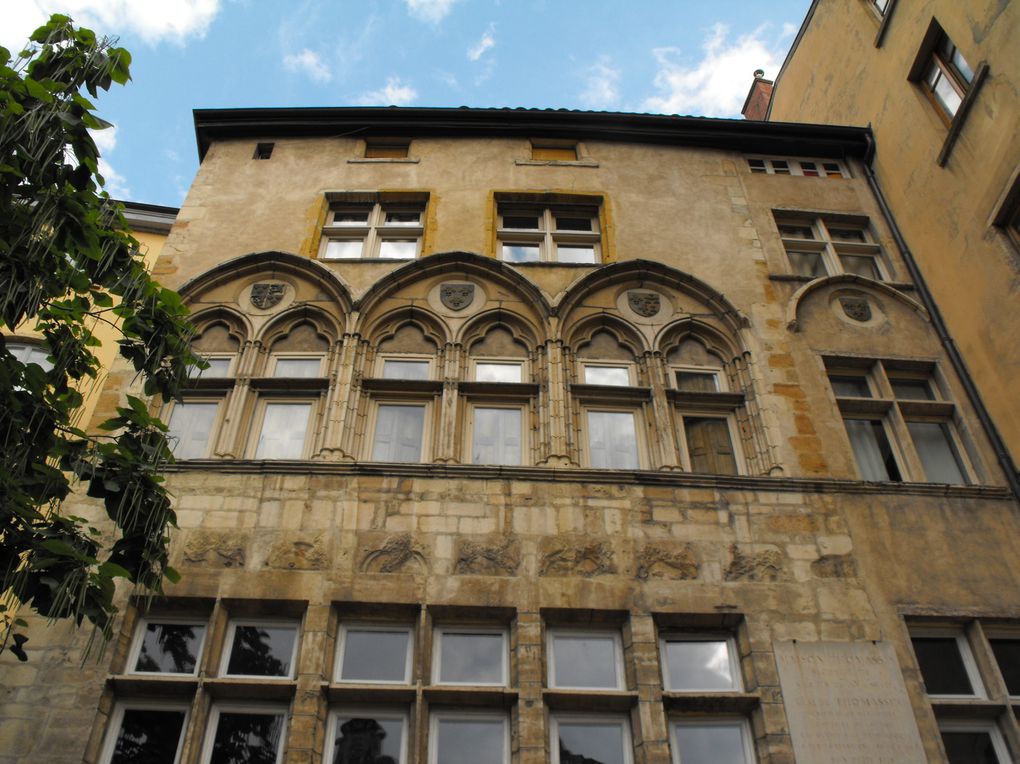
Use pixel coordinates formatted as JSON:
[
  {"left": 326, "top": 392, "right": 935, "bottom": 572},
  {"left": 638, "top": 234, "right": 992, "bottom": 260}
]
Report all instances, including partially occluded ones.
[
  {"left": 659, "top": 634, "right": 742, "bottom": 692},
  {"left": 367, "top": 401, "right": 429, "bottom": 463},
  {"left": 192, "top": 353, "right": 234, "bottom": 379},
  {"left": 377, "top": 354, "right": 433, "bottom": 381},
  {"left": 468, "top": 404, "right": 527, "bottom": 467},
  {"left": 334, "top": 622, "right": 414, "bottom": 685},
  {"left": 669, "top": 717, "right": 755, "bottom": 764},
  {"left": 497, "top": 204, "right": 601, "bottom": 264},
  {"left": 938, "top": 719, "right": 1010, "bottom": 764},
  {"left": 268, "top": 353, "right": 325, "bottom": 378},
  {"left": 776, "top": 214, "right": 888, "bottom": 281},
  {"left": 472, "top": 358, "right": 526, "bottom": 383},
  {"left": 550, "top": 713, "right": 633, "bottom": 764},
  {"left": 748, "top": 156, "right": 849, "bottom": 178},
  {"left": 910, "top": 627, "right": 985, "bottom": 700},
  {"left": 320, "top": 201, "right": 425, "bottom": 261},
  {"left": 427, "top": 709, "right": 509, "bottom": 764},
  {"left": 581, "top": 361, "right": 634, "bottom": 387},
  {"left": 219, "top": 619, "right": 300, "bottom": 680},
  {"left": 546, "top": 628, "right": 625, "bottom": 690},
  {"left": 670, "top": 365, "right": 726, "bottom": 392},
  {"left": 127, "top": 616, "right": 208, "bottom": 677},
  {"left": 249, "top": 398, "right": 316, "bottom": 460},
  {"left": 99, "top": 700, "right": 190, "bottom": 764},
  {"left": 7, "top": 341, "right": 53, "bottom": 370},
  {"left": 166, "top": 398, "right": 223, "bottom": 460},
  {"left": 676, "top": 412, "right": 745, "bottom": 477},
  {"left": 326, "top": 707, "right": 409, "bottom": 764},
  {"left": 200, "top": 703, "right": 289, "bottom": 764},
  {"left": 432, "top": 626, "right": 509, "bottom": 687},
  {"left": 583, "top": 408, "right": 645, "bottom": 471}
]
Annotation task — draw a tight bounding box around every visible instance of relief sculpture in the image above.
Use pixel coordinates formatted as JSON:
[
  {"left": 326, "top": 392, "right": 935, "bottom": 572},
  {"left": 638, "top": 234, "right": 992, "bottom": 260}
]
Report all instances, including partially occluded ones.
[
  {"left": 182, "top": 531, "right": 246, "bottom": 568},
  {"left": 360, "top": 533, "right": 427, "bottom": 574},
  {"left": 635, "top": 544, "right": 699, "bottom": 581},
  {"left": 540, "top": 539, "right": 616, "bottom": 577},
  {"left": 724, "top": 543, "right": 783, "bottom": 582},
  {"left": 454, "top": 537, "right": 521, "bottom": 576}
]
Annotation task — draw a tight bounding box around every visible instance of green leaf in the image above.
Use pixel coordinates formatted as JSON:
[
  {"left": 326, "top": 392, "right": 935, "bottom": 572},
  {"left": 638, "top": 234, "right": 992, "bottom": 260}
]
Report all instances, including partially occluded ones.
[{"left": 98, "top": 562, "right": 133, "bottom": 580}]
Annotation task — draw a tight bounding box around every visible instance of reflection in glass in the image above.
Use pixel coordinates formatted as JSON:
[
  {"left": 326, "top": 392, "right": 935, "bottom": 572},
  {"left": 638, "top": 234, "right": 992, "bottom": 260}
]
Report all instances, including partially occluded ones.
[
  {"left": 382, "top": 360, "right": 429, "bottom": 381},
  {"left": 371, "top": 405, "right": 425, "bottom": 463},
  {"left": 557, "top": 246, "right": 597, "bottom": 264},
  {"left": 839, "top": 254, "right": 880, "bottom": 279},
  {"left": 552, "top": 634, "right": 619, "bottom": 688},
  {"left": 134, "top": 622, "right": 206, "bottom": 674},
  {"left": 254, "top": 403, "right": 311, "bottom": 459},
  {"left": 672, "top": 722, "right": 748, "bottom": 764},
  {"left": 502, "top": 244, "right": 540, "bottom": 263},
  {"left": 378, "top": 240, "right": 417, "bottom": 260},
  {"left": 167, "top": 403, "right": 219, "bottom": 460},
  {"left": 475, "top": 362, "right": 523, "bottom": 383},
  {"left": 273, "top": 358, "right": 322, "bottom": 378},
  {"left": 197, "top": 357, "right": 232, "bottom": 378},
  {"left": 324, "top": 239, "right": 365, "bottom": 260},
  {"left": 434, "top": 717, "right": 505, "bottom": 764},
  {"left": 111, "top": 708, "right": 186, "bottom": 764},
  {"left": 209, "top": 712, "right": 284, "bottom": 764},
  {"left": 438, "top": 631, "right": 504, "bottom": 684},
  {"left": 558, "top": 720, "right": 626, "bottom": 764},
  {"left": 472, "top": 408, "right": 522, "bottom": 466},
  {"left": 829, "top": 375, "right": 871, "bottom": 398},
  {"left": 225, "top": 625, "right": 297, "bottom": 678},
  {"left": 675, "top": 370, "right": 719, "bottom": 393},
  {"left": 890, "top": 379, "right": 935, "bottom": 400},
  {"left": 339, "top": 628, "right": 410, "bottom": 683},
  {"left": 912, "top": 637, "right": 974, "bottom": 695},
  {"left": 786, "top": 250, "right": 826, "bottom": 278},
  {"left": 332, "top": 715, "right": 404, "bottom": 764},
  {"left": 587, "top": 411, "right": 638, "bottom": 470},
  {"left": 584, "top": 366, "right": 630, "bottom": 386},
  {"left": 664, "top": 640, "right": 735, "bottom": 690}
]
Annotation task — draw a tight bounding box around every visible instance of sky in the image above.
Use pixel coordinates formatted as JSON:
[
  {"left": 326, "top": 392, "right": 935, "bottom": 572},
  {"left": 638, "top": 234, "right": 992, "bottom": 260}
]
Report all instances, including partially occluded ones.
[{"left": 1, "top": 0, "right": 812, "bottom": 207}]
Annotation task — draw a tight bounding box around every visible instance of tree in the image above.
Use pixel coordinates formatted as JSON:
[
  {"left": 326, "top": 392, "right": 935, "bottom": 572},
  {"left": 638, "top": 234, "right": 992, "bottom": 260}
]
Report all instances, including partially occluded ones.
[{"left": 0, "top": 15, "right": 203, "bottom": 660}]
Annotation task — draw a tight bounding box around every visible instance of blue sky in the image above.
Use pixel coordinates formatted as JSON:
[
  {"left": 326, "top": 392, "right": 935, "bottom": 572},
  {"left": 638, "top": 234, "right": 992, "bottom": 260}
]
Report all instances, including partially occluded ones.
[{"left": 3, "top": 1, "right": 811, "bottom": 207}]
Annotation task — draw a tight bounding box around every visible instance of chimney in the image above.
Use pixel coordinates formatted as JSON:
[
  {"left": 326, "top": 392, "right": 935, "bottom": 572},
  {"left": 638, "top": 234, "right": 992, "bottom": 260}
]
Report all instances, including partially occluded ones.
[{"left": 741, "top": 69, "right": 774, "bottom": 121}]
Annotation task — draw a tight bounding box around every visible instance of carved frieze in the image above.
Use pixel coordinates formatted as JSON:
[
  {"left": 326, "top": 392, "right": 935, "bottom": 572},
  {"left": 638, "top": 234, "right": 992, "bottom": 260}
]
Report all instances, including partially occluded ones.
[
  {"left": 635, "top": 544, "right": 699, "bottom": 581},
  {"left": 454, "top": 537, "right": 521, "bottom": 576},
  {"left": 359, "top": 533, "right": 427, "bottom": 574},
  {"left": 182, "top": 531, "right": 246, "bottom": 568},
  {"left": 724, "top": 544, "right": 783, "bottom": 582},
  {"left": 266, "top": 535, "right": 328, "bottom": 570},
  {"left": 811, "top": 553, "right": 858, "bottom": 579},
  {"left": 540, "top": 539, "right": 616, "bottom": 577}
]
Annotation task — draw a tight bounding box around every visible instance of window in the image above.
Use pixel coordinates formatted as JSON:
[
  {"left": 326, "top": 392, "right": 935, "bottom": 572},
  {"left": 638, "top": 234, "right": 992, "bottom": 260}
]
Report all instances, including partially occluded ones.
[
  {"left": 586, "top": 410, "right": 641, "bottom": 470},
  {"left": 128, "top": 618, "right": 207, "bottom": 675},
  {"left": 364, "top": 139, "right": 410, "bottom": 159},
  {"left": 911, "top": 629, "right": 983, "bottom": 698},
  {"left": 474, "top": 360, "right": 524, "bottom": 383},
  {"left": 6, "top": 341, "right": 53, "bottom": 370},
  {"left": 531, "top": 140, "right": 578, "bottom": 161},
  {"left": 919, "top": 28, "right": 975, "bottom": 122},
  {"left": 775, "top": 213, "right": 887, "bottom": 280},
  {"left": 552, "top": 714, "right": 632, "bottom": 764},
  {"left": 471, "top": 407, "right": 524, "bottom": 466},
  {"left": 497, "top": 202, "right": 601, "bottom": 264},
  {"left": 939, "top": 721, "right": 1009, "bottom": 764},
  {"left": 328, "top": 709, "right": 409, "bottom": 764},
  {"left": 828, "top": 360, "right": 971, "bottom": 484},
  {"left": 660, "top": 636, "right": 741, "bottom": 692},
  {"left": 193, "top": 355, "right": 232, "bottom": 378},
  {"left": 381, "top": 357, "right": 431, "bottom": 380},
  {"left": 270, "top": 355, "right": 323, "bottom": 378},
  {"left": 253, "top": 401, "right": 314, "bottom": 459},
  {"left": 320, "top": 199, "right": 425, "bottom": 260},
  {"left": 432, "top": 627, "right": 507, "bottom": 685},
  {"left": 429, "top": 711, "right": 508, "bottom": 764},
  {"left": 201, "top": 704, "right": 287, "bottom": 764},
  {"left": 221, "top": 620, "right": 299, "bottom": 679},
  {"left": 167, "top": 401, "right": 220, "bottom": 460},
  {"left": 370, "top": 403, "right": 426, "bottom": 462},
  {"left": 335, "top": 623, "right": 413, "bottom": 684},
  {"left": 748, "top": 156, "right": 847, "bottom": 178},
  {"left": 548, "top": 629, "right": 624, "bottom": 690},
  {"left": 992, "top": 170, "right": 1020, "bottom": 255},
  {"left": 870, "top": 0, "right": 890, "bottom": 16},
  {"left": 670, "top": 719, "right": 754, "bottom": 764},
  {"left": 681, "top": 417, "right": 740, "bottom": 476},
  {"left": 253, "top": 142, "right": 274, "bottom": 160},
  {"left": 989, "top": 637, "right": 1020, "bottom": 697},
  {"left": 582, "top": 363, "right": 632, "bottom": 386},
  {"left": 100, "top": 702, "right": 189, "bottom": 764}
]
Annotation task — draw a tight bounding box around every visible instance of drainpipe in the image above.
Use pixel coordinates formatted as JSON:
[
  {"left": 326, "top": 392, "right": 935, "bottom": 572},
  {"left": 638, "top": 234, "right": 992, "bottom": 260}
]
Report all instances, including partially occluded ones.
[{"left": 862, "top": 129, "right": 1020, "bottom": 500}]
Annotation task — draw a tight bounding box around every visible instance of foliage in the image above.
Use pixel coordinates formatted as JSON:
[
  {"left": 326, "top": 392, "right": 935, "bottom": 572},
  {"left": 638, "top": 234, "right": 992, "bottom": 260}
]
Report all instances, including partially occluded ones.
[{"left": 0, "top": 15, "right": 203, "bottom": 660}]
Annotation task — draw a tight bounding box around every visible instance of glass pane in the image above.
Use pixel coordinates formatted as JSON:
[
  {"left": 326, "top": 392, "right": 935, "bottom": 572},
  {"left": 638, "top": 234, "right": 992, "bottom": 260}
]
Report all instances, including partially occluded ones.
[
  {"left": 664, "top": 640, "right": 735, "bottom": 690},
  {"left": 434, "top": 717, "right": 505, "bottom": 764},
  {"left": 800, "top": 161, "right": 819, "bottom": 176},
  {"left": 778, "top": 224, "right": 813, "bottom": 239},
  {"left": 950, "top": 48, "right": 975, "bottom": 85},
  {"left": 990, "top": 639, "right": 1020, "bottom": 695},
  {"left": 557, "top": 721, "right": 626, "bottom": 764},
  {"left": 323, "top": 239, "right": 365, "bottom": 260},
  {"left": 332, "top": 715, "right": 404, "bottom": 763},
  {"left": 771, "top": 160, "right": 790, "bottom": 174},
  {"left": 502, "top": 244, "right": 541, "bottom": 263},
  {"left": 829, "top": 375, "right": 871, "bottom": 398},
  {"left": 340, "top": 628, "right": 410, "bottom": 683},
  {"left": 555, "top": 216, "right": 593, "bottom": 231},
  {"left": 255, "top": 403, "right": 311, "bottom": 459},
  {"left": 378, "top": 240, "right": 417, "bottom": 259},
  {"left": 111, "top": 708, "right": 186, "bottom": 764},
  {"left": 908, "top": 422, "right": 966, "bottom": 484},
  {"left": 747, "top": 159, "right": 767, "bottom": 174},
  {"left": 273, "top": 358, "right": 322, "bottom": 378},
  {"left": 225, "top": 624, "right": 297, "bottom": 677},
  {"left": 787, "top": 250, "right": 826, "bottom": 278},
  {"left": 472, "top": 408, "right": 522, "bottom": 466},
  {"left": 134, "top": 623, "right": 206, "bottom": 674},
  {"left": 684, "top": 417, "right": 738, "bottom": 476},
  {"left": 941, "top": 731, "right": 1001, "bottom": 764},
  {"left": 384, "top": 211, "right": 420, "bottom": 226},
  {"left": 502, "top": 214, "right": 540, "bottom": 229},
  {"left": 675, "top": 370, "right": 719, "bottom": 392},
  {"left": 828, "top": 227, "right": 867, "bottom": 242},
  {"left": 823, "top": 162, "right": 843, "bottom": 177},
  {"left": 475, "top": 362, "right": 523, "bottom": 383},
  {"left": 839, "top": 254, "right": 881, "bottom": 279},
  {"left": 552, "top": 634, "right": 619, "bottom": 688},
  {"left": 438, "top": 631, "right": 505, "bottom": 684},
  {"left": 912, "top": 636, "right": 974, "bottom": 695},
  {"left": 382, "top": 360, "right": 429, "bottom": 380},
  {"left": 873, "top": 0, "right": 889, "bottom": 13},
  {"left": 333, "top": 210, "right": 370, "bottom": 226},
  {"left": 890, "top": 379, "right": 935, "bottom": 400},
  {"left": 932, "top": 67, "right": 963, "bottom": 116},
  {"left": 673, "top": 722, "right": 748, "bottom": 764},
  {"left": 584, "top": 366, "right": 631, "bottom": 386},
  {"left": 844, "top": 419, "right": 901, "bottom": 481},
  {"left": 197, "top": 357, "right": 231, "bottom": 378},
  {"left": 587, "top": 411, "right": 639, "bottom": 470},
  {"left": 209, "top": 712, "right": 284, "bottom": 764},
  {"left": 556, "top": 245, "right": 597, "bottom": 264},
  {"left": 168, "top": 403, "right": 219, "bottom": 460},
  {"left": 371, "top": 405, "right": 425, "bottom": 462}
]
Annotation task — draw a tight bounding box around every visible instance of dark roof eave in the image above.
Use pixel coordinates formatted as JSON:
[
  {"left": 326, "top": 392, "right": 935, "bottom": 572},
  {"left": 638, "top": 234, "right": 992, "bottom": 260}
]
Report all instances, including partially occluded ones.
[{"left": 192, "top": 106, "right": 870, "bottom": 161}]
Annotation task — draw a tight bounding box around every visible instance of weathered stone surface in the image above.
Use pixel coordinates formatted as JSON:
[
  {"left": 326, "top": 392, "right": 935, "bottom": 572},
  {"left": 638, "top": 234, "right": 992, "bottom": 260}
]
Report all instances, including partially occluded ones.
[
  {"left": 811, "top": 553, "right": 857, "bottom": 579},
  {"left": 539, "top": 537, "right": 616, "bottom": 577},
  {"left": 181, "top": 530, "right": 247, "bottom": 568},
  {"left": 725, "top": 543, "right": 783, "bottom": 582},
  {"left": 453, "top": 536, "right": 521, "bottom": 576},
  {"left": 358, "top": 532, "right": 427, "bottom": 574},
  {"left": 634, "top": 543, "right": 699, "bottom": 581}
]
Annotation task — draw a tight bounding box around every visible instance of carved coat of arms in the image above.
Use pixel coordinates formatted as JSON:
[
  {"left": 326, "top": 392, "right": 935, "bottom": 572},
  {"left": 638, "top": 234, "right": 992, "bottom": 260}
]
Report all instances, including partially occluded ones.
[
  {"left": 250, "top": 282, "right": 285, "bottom": 310},
  {"left": 627, "top": 290, "right": 661, "bottom": 317},
  {"left": 440, "top": 282, "right": 475, "bottom": 311},
  {"left": 840, "top": 296, "right": 872, "bottom": 322}
]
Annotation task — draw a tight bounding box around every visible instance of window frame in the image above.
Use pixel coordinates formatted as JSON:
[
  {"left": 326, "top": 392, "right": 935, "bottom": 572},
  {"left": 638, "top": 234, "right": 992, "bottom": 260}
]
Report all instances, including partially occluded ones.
[
  {"left": 99, "top": 700, "right": 191, "bottom": 764},
  {"left": 320, "top": 200, "right": 425, "bottom": 261},
  {"left": 367, "top": 400, "right": 430, "bottom": 463},
  {"left": 676, "top": 412, "right": 745, "bottom": 477},
  {"left": 581, "top": 361, "right": 635, "bottom": 387},
  {"left": 127, "top": 616, "right": 209, "bottom": 677},
  {"left": 985, "top": 628, "right": 1020, "bottom": 701},
  {"left": 910, "top": 627, "right": 985, "bottom": 700},
  {"left": 219, "top": 618, "right": 301, "bottom": 681},
  {"left": 427, "top": 709, "right": 509, "bottom": 764},
  {"left": 659, "top": 634, "right": 743, "bottom": 693},
  {"left": 200, "top": 702, "right": 289, "bottom": 764},
  {"left": 377, "top": 354, "right": 434, "bottom": 381},
  {"left": 326, "top": 706, "right": 410, "bottom": 764},
  {"left": 546, "top": 628, "right": 626, "bottom": 691},
  {"left": 937, "top": 719, "right": 1010, "bottom": 763},
  {"left": 467, "top": 404, "right": 527, "bottom": 467},
  {"left": 267, "top": 353, "right": 325, "bottom": 379},
  {"left": 6, "top": 340, "right": 53, "bottom": 370},
  {"left": 165, "top": 398, "right": 223, "bottom": 461},
  {"left": 431, "top": 625, "right": 509, "bottom": 687},
  {"left": 747, "top": 156, "right": 849, "bottom": 178},
  {"left": 496, "top": 203, "right": 602, "bottom": 265},
  {"left": 670, "top": 365, "right": 726, "bottom": 393},
  {"left": 550, "top": 712, "right": 634, "bottom": 764},
  {"left": 472, "top": 358, "right": 527, "bottom": 383},
  {"left": 249, "top": 398, "right": 317, "bottom": 460},
  {"left": 192, "top": 353, "right": 234, "bottom": 379},
  {"left": 334, "top": 622, "right": 415, "bottom": 685},
  {"left": 669, "top": 717, "right": 755, "bottom": 764},
  {"left": 582, "top": 407, "right": 646, "bottom": 471},
  {"left": 775, "top": 213, "right": 889, "bottom": 281}
]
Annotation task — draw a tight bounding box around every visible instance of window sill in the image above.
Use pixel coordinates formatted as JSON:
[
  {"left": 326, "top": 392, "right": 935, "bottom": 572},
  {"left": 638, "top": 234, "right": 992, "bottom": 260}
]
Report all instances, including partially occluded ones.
[
  {"left": 250, "top": 377, "right": 329, "bottom": 392},
  {"left": 515, "top": 159, "right": 599, "bottom": 168},
  {"left": 319, "top": 257, "right": 419, "bottom": 264},
  {"left": 183, "top": 377, "right": 236, "bottom": 391},
  {"left": 768, "top": 273, "right": 916, "bottom": 291},
  {"left": 362, "top": 378, "right": 443, "bottom": 394},
  {"left": 665, "top": 390, "right": 744, "bottom": 408},
  {"left": 570, "top": 384, "right": 652, "bottom": 403},
  {"left": 346, "top": 158, "right": 420, "bottom": 164},
  {"left": 459, "top": 381, "right": 540, "bottom": 397}
]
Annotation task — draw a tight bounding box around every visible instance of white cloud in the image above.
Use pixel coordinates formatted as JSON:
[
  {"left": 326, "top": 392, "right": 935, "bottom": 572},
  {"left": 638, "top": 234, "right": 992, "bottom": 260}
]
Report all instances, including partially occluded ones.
[
  {"left": 283, "top": 48, "right": 332, "bottom": 83},
  {"left": 1, "top": 0, "right": 221, "bottom": 50},
  {"left": 90, "top": 124, "right": 118, "bottom": 155},
  {"left": 580, "top": 57, "right": 620, "bottom": 109},
  {"left": 405, "top": 0, "right": 457, "bottom": 24},
  {"left": 642, "top": 23, "right": 785, "bottom": 118},
  {"left": 87, "top": 126, "right": 130, "bottom": 197},
  {"left": 357, "top": 77, "right": 417, "bottom": 106},
  {"left": 468, "top": 24, "right": 495, "bottom": 61}
]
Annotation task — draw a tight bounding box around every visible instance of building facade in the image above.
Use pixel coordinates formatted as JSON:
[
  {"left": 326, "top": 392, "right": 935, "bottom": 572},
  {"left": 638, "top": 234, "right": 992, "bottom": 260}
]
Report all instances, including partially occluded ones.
[{"left": 2, "top": 107, "right": 1020, "bottom": 764}]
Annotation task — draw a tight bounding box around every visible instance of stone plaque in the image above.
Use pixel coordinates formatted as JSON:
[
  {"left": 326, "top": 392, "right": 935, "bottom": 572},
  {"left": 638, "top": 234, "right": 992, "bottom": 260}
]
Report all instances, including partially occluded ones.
[
  {"left": 440, "top": 282, "right": 475, "bottom": 311},
  {"left": 250, "top": 282, "right": 285, "bottom": 309},
  {"left": 840, "top": 296, "right": 872, "bottom": 322},
  {"left": 774, "top": 641, "right": 925, "bottom": 764}
]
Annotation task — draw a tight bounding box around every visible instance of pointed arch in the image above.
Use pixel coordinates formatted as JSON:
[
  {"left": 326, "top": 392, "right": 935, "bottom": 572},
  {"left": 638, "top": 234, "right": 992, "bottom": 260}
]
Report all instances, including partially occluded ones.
[
  {"left": 259, "top": 304, "right": 342, "bottom": 348},
  {"left": 187, "top": 306, "right": 252, "bottom": 347},
  {"left": 565, "top": 313, "right": 647, "bottom": 357},
  {"left": 786, "top": 274, "right": 929, "bottom": 331},
  {"left": 362, "top": 305, "right": 449, "bottom": 350},
  {"left": 657, "top": 319, "right": 741, "bottom": 363}
]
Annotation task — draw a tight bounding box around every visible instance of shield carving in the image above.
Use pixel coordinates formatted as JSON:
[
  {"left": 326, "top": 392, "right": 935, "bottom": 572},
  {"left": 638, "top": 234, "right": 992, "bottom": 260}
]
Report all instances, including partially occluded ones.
[
  {"left": 440, "top": 282, "right": 475, "bottom": 311},
  {"left": 628, "top": 290, "right": 661, "bottom": 318},
  {"left": 840, "top": 296, "right": 872, "bottom": 322},
  {"left": 250, "top": 282, "right": 286, "bottom": 310}
]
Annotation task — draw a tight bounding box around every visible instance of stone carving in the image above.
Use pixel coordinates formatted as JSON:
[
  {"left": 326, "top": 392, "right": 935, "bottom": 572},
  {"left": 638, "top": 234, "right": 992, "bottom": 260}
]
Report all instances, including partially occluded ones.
[
  {"left": 635, "top": 544, "right": 699, "bottom": 581},
  {"left": 811, "top": 553, "right": 858, "bottom": 579},
  {"left": 540, "top": 539, "right": 616, "bottom": 577},
  {"left": 360, "top": 534, "right": 427, "bottom": 574},
  {"left": 454, "top": 537, "right": 520, "bottom": 576},
  {"left": 267, "top": 536, "right": 327, "bottom": 570},
  {"left": 250, "top": 282, "right": 286, "bottom": 309},
  {"left": 182, "top": 532, "right": 246, "bottom": 568},
  {"left": 440, "top": 282, "right": 475, "bottom": 311},
  {"left": 627, "top": 290, "right": 661, "bottom": 317},
  {"left": 724, "top": 544, "right": 783, "bottom": 582},
  {"left": 839, "top": 296, "right": 872, "bottom": 322}
]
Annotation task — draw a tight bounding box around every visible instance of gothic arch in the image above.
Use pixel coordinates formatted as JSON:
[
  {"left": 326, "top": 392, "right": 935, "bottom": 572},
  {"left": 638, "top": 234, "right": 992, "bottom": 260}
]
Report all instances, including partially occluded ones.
[{"left": 786, "top": 274, "right": 929, "bottom": 332}]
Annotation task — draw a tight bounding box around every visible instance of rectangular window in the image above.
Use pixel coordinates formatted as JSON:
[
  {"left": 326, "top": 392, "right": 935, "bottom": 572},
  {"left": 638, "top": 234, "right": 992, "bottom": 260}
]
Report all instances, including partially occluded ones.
[
  {"left": 101, "top": 703, "right": 189, "bottom": 764},
  {"left": 910, "top": 630, "right": 983, "bottom": 698},
  {"left": 364, "top": 139, "right": 410, "bottom": 159},
  {"left": 923, "top": 31, "right": 974, "bottom": 121},
  {"left": 371, "top": 404, "right": 426, "bottom": 462},
  {"left": 471, "top": 407, "right": 523, "bottom": 466},
  {"left": 548, "top": 629, "right": 624, "bottom": 690},
  {"left": 748, "top": 156, "right": 848, "bottom": 178},
  {"left": 670, "top": 719, "right": 754, "bottom": 764},
  {"left": 586, "top": 410, "right": 640, "bottom": 470},
  {"left": 194, "top": 356, "right": 232, "bottom": 378},
  {"left": 429, "top": 712, "right": 508, "bottom": 764},
  {"left": 775, "top": 214, "right": 887, "bottom": 280},
  {"left": 271, "top": 356, "right": 323, "bottom": 378},
  {"left": 660, "top": 636, "right": 740, "bottom": 692},
  {"left": 989, "top": 638, "right": 1020, "bottom": 697},
  {"left": 682, "top": 417, "right": 739, "bottom": 476},
  {"left": 254, "top": 401, "right": 313, "bottom": 459},
  {"left": 202, "top": 705, "right": 287, "bottom": 764},
  {"left": 433, "top": 627, "right": 508, "bottom": 686},
  {"left": 552, "top": 715, "right": 632, "bottom": 764},
  {"left": 939, "top": 721, "right": 1009, "bottom": 764},
  {"left": 253, "top": 142, "right": 274, "bottom": 160},
  {"left": 321, "top": 199, "right": 425, "bottom": 260},
  {"left": 381, "top": 358, "right": 430, "bottom": 380},
  {"left": 497, "top": 202, "right": 601, "bottom": 264},
  {"left": 673, "top": 368, "right": 721, "bottom": 393},
  {"left": 329, "top": 709, "right": 408, "bottom": 764},
  {"left": 583, "top": 364, "right": 632, "bottom": 386},
  {"left": 129, "top": 619, "right": 207, "bottom": 676},
  {"left": 474, "top": 361, "right": 524, "bottom": 383},
  {"left": 335, "top": 623, "right": 413, "bottom": 684},
  {"left": 221, "top": 621, "right": 299, "bottom": 679},
  {"left": 167, "top": 401, "right": 219, "bottom": 460},
  {"left": 844, "top": 418, "right": 903, "bottom": 482}
]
